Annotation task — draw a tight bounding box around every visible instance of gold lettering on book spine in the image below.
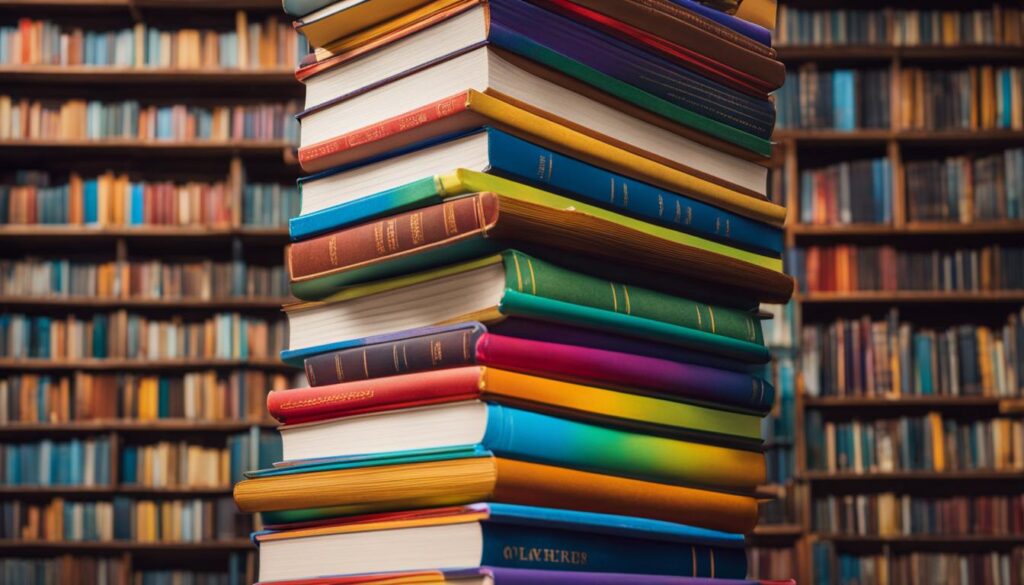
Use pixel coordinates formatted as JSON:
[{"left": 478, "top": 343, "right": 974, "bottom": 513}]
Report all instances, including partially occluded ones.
[
  {"left": 334, "top": 354, "right": 344, "bottom": 382},
  {"left": 278, "top": 389, "right": 375, "bottom": 410},
  {"left": 502, "top": 545, "right": 588, "bottom": 566},
  {"left": 410, "top": 212, "right": 424, "bottom": 245},
  {"left": 443, "top": 202, "right": 458, "bottom": 236},
  {"left": 385, "top": 219, "right": 399, "bottom": 251},
  {"left": 373, "top": 222, "right": 386, "bottom": 255},
  {"left": 328, "top": 236, "right": 339, "bottom": 266},
  {"left": 430, "top": 339, "right": 443, "bottom": 366}
]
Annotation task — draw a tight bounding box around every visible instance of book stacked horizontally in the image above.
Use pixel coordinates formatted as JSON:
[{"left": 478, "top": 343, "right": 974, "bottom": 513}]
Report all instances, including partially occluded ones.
[{"left": 234, "top": 0, "right": 796, "bottom": 583}]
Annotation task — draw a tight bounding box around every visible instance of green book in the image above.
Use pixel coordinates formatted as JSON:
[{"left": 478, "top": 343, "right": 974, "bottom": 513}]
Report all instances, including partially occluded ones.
[{"left": 283, "top": 250, "right": 768, "bottom": 365}]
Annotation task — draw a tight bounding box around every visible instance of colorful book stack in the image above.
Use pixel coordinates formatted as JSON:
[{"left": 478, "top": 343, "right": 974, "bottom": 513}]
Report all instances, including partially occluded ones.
[{"left": 232, "top": 0, "right": 795, "bottom": 583}]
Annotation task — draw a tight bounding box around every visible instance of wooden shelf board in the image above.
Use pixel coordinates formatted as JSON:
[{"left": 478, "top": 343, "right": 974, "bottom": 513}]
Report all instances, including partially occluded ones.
[
  {"left": 0, "top": 226, "right": 289, "bottom": 240},
  {"left": 774, "top": 130, "right": 1024, "bottom": 144},
  {"left": 804, "top": 396, "right": 1010, "bottom": 409},
  {"left": 0, "top": 66, "right": 298, "bottom": 85},
  {"left": 795, "top": 291, "right": 1024, "bottom": 304},
  {"left": 0, "top": 358, "right": 295, "bottom": 370},
  {"left": 0, "top": 540, "right": 253, "bottom": 551},
  {"left": 751, "top": 524, "right": 804, "bottom": 537},
  {"left": 0, "top": 295, "right": 291, "bottom": 310},
  {"left": 778, "top": 45, "right": 1024, "bottom": 62},
  {"left": 815, "top": 534, "right": 1024, "bottom": 545},
  {"left": 0, "top": 139, "right": 296, "bottom": 157},
  {"left": 0, "top": 485, "right": 231, "bottom": 496},
  {"left": 801, "top": 470, "right": 1024, "bottom": 481},
  {"left": 791, "top": 221, "right": 1024, "bottom": 237},
  {"left": 0, "top": 420, "right": 276, "bottom": 432}
]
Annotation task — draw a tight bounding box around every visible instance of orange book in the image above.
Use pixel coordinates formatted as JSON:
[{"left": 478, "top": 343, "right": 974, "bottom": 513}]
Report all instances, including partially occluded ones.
[
  {"left": 234, "top": 456, "right": 758, "bottom": 534},
  {"left": 928, "top": 412, "right": 945, "bottom": 472}
]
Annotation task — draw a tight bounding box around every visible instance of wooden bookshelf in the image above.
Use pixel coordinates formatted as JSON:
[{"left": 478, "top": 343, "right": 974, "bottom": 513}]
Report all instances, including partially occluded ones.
[
  {"left": 0, "top": 2, "right": 297, "bottom": 582},
  {"left": 763, "top": 7, "right": 1024, "bottom": 582}
]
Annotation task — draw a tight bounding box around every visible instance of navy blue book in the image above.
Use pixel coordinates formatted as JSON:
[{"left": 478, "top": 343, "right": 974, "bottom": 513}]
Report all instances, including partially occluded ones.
[
  {"left": 291, "top": 128, "right": 783, "bottom": 256},
  {"left": 252, "top": 503, "right": 747, "bottom": 582}
]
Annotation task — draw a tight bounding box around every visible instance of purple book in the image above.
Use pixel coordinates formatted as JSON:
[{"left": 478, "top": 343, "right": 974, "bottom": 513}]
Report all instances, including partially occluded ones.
[
  {"left": 667, "top": 0, "right": 772, "bottom": 46},
  {"left": 468, "top": 567, "right": 796, "bottom": 584},
  {"left": 297, "top": 320, "right": 774, "bottom": 414}
]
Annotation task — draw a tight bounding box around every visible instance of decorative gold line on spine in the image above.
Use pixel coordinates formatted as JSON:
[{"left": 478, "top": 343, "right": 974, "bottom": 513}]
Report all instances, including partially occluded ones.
[
  {"left": 609, "top": 177, "right": 615, "bottom": 204},
  {"left": 609, "top": 282, "right": 619, "bottom": 312},
  {"left": 462, "top": 331, "right": 471, "bottom": 360},
  {"left": 362, "top": 350, "right": 369, "bottom": 378},
  {"left": 510, "top": 253, "right": 524, "bottom": 292},
  {"left": 305, "top": 362, "right": 317, "bottom": 386},
  {"left": 392, "top": 345, "right": 400, "bottom": 372},
  {"left": 695, "top": 305, "right": 703, "bottom": 329},
  {"left": 525, "top": 258, "right": 537, "bottom": 295},
  {"left": 707, "top": 305, "right": 717, "bottom": 333},
  {"left": 334, "top": 354, "right": 343, "bottom": 382},
  {"left": 622, "top": 285, "right": 632, "bottom": 315},
  {"left": 402, "top": 344, "right": 409, "bottom": 369}
]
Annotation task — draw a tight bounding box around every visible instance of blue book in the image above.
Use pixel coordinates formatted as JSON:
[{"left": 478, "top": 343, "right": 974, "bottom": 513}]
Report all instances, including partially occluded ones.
[
  {"left": 291, "top": 128, "right": 782, "bottom": 255},
  {"left": 130, "top": 183, "right": 144, "bottom": 225},
  {"left": 122, "top": 446, "right": 138, "bottom": 484},
  {"left": 84, "top": 179, "right": 99, "bottom": 224},
  {"left": 832, "top": 70, "right": 856, "bottom": 131},
  {"left": 254, "top": 502, "right": 747, "bottom": 580}
]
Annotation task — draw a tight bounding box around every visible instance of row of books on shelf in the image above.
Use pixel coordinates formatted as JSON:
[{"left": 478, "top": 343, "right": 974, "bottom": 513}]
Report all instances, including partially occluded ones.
[
  {"left": 812, "top": 493, "right": 1024, "bottom": 537},
  {"left": 0, "top": 97, "right": 300, "bottom": 142},
  {"left": 799, "top": 157, "right": 893, "bottom": 224},
  {"left": 0, "top": 258, "right": 289, "bottom": 300},
  {"left": 793, "top": 244, "right": 1024, "bottom": 293},
  {"left": 775, "top": 67, "right": 890, "bottom": 130},
  {"left": 1, "top": 14, "right": 303, "bottom": 69},
  {"left": 805, "top": 412, "right": 1024, "bottom": 473},
  {"left": 7, "top": 259, "right": 288, "bottom": 301},
  {"left": 0, "top": 312, "right": 287, "bottom": 360},
  {"left": 765, "top": 444, "right": 795, "bottom": 486},
  {"left": 801, "top": 310, "right": 1024, "bottom": 398},
  {"left": 0, "top": 556, "right": 246, "bottom": 585},
  {"left": 813, "top": 546, "right": 1024, "bottom": 585},
  {"left": 1, "top": 171, "right": 298, "bottom": 227},
  {"left": 0, "top": 497, "right": 246, "bottom": 542},
  {"left": 777, "top": 5, "right": 1024, "bottom": 47},
  {"left": 906, "top": 147, "right": 1024, "bottom": 222},
  {"left": 0, "top": 370, "right": 299, "bottom": 425},
  {"left": 0, "top": 437, "right": 111, "bottom": 486},
  {"left": 776, "top": 66, "right": 1024, "bottom": 131},
  {"left": 1, "top": 431, "right": 278, "bottom": 487},
  {"left": 900, "top": 67, "right": 1024, "bottom": 131}
]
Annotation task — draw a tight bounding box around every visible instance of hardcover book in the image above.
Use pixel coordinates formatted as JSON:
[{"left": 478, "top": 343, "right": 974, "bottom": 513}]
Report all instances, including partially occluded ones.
[
  {"left": 283, "top": 251, "right": 771, "bottom": 364},
  {"left": 253, "top": 503, "right": 748, "bottom": 582},
  {"left": 298, "top": 323, "right": 776, "bottom": 413},
  {"left": 285, "top": 192, "right": 791, "bottom": 302},
  {"left": 292, "top": 129, "right": 784, "bottom": 256},
  {"left": 233, "top": 447, "right": 760, "bottom": 532}
]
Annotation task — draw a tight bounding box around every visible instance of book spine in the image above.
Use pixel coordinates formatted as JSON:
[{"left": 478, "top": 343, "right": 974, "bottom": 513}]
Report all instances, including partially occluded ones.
[
  {"left": 287, "top": 193, "right": 496, "bottom": 281},
  {"left": 297, "top": 91, "right": 471, "bottom": 170},
  {"left": 487, "top": 130, "right": 783, "bottom": 255},
  {"left": 483, "top": 404, "right": 766, "bottom": 490},
  {"left": 480, "top": 522, "right": 747, "bottom": 578},
  {"left": 303, "top": 327, "right": 482, "bottom": 386},
  {"left": 500, "top": 251, "right": 764, "bottom": 346},
  {"left": 267, "top": 367, "right": 485, "bottom": 424}
]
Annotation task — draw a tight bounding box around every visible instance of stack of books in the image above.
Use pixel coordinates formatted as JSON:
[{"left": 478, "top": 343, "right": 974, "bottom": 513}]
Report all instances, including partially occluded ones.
[{"left": 233, "top": 0, "right": 795, "bottom": 583}]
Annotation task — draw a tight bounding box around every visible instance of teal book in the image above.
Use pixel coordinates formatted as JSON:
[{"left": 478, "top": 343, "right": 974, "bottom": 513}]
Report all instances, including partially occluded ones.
[{"left": 283, "top": 250, "right": 769, "bottom": 364}]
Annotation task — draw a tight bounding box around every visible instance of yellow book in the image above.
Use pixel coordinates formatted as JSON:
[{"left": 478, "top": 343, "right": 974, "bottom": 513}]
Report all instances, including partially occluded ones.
[
  {"left": 928, "top": 411, "right": 945, "bottom": 472},
  {"left": 298, "top": 0, "right": 445, "bottom": 50}
]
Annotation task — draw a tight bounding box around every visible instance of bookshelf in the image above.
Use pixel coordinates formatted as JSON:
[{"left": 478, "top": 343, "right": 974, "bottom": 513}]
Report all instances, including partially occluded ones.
[
  {"left": 757, "top": 3, "right": 1024, "bottom": 583},
  {"left": 0, "top": 0, "right": 300, "bottom": 583}
]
